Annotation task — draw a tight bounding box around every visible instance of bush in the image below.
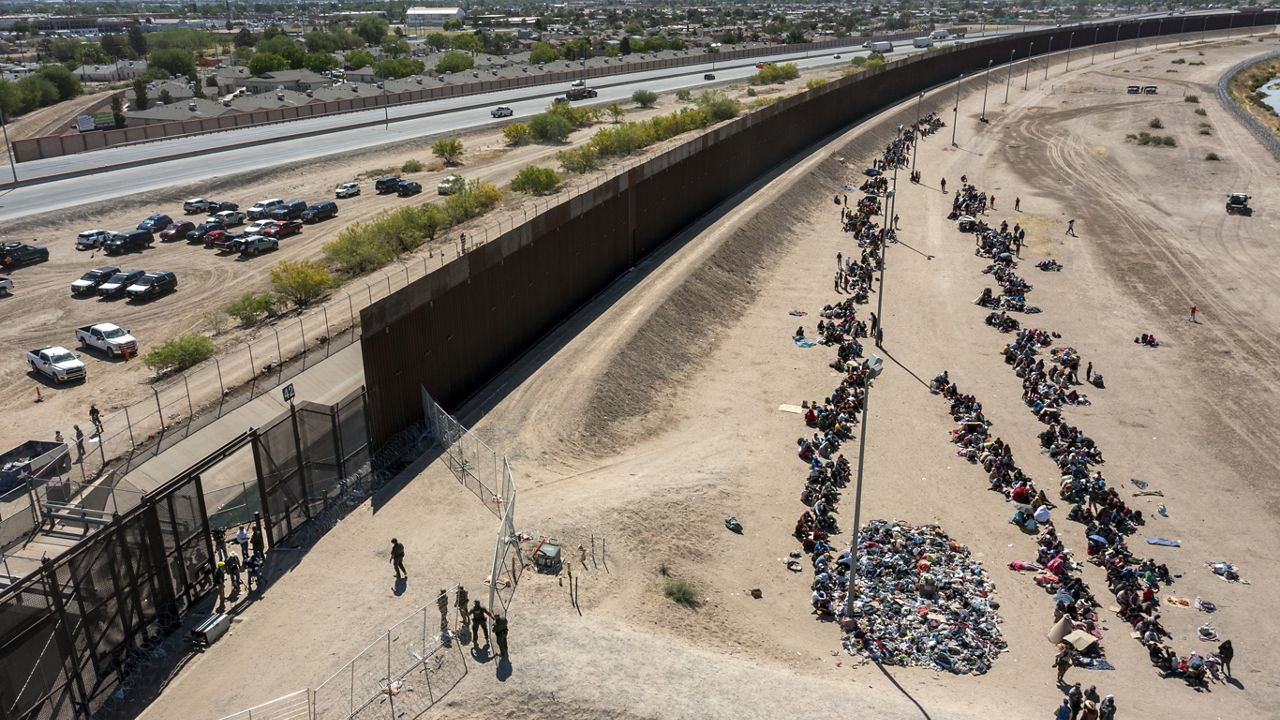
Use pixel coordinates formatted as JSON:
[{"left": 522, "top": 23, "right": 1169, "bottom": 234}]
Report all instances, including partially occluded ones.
[
  {"left": 248, "top": 52, "right": 287, "bottom": 76},
  {"left": 1199, "top": 127, "right": 1212, "bottom": 135},
  {"left": 374, "top": 58, "right": 425, "bottom": 79},
  {"left": 746, "top": 87, "right": 757, "bottom": 97},
  {"left": 510, "top": 165, "right": 561, "bottom": 195},
  {"left": 546, "top": 102, "right": 600, "bottom": 128},
  {"left": 1171, "top": 58, "right": 1187, "bottom": 65},
  {"left": 503, "top": 122, "right": 531, "bottom": 146},
  {"left": 556, "top": 145, "right": 601, "bottom": 173},
  {"left": 1194, "top": 107, "right": 1207, "bottom": 116},
  {"left": 607, "top": 102, "right": 625, "bottom": 123},
  {"left": 225, "top": 292, "right": 277, "bottom": 327},
  {"left": 663, "top": 578, "right": 698, "bottom": 606},
  {"left": 143, "top": 334, "right": 216, "bottom": 373},
  {"left": 675, "top": 88, "right": 692, "bottom": 101},
  {"left": 34, "top": 65, "right": 82, "bottom": 100},
  {"left": 1184, "top": 94, "right": 1199, "bottom": 103},
  {"left": 269, "top": 260, "right": 331, "bottom": 308},
  {"left": 1161, "top": 135, "right": 1177, "bottom": 146},
  {"left": 1149, "top": 117, "right": 1164, "bottom": 129},
  {"left": 1205, "top": 152, "right": 1221, "bottom": 161},
  {"left": 529, "top": 41, "right": 559, "bottom": 65},
  {"left": 402, "top": 159, "right": 423, "bottom": 172},
  {"left": 149, "top": 47, "right": 196, "bottom": 78},
  {"left": 805, "top": 78, "right": 829, "bottom": 90},
  {"left": 632, "top": 89, "right": 659, "bottom": 107},
  {"left": 749, "top": 62, "right": 800, "bottom": 85},
  {"left": 528, "top": 112, "right": 573, "bottom": 143},
  {"left": 435, "top": 51, "right": 474, "bottom": 75},
  {"left": 431, "top": 138, "right": 464, "bottom": 165},
  {"left": 345, "top": 49, "right": 375, "bottom": 69},
  {"left": 696, "top": 91, "right": 741, "bottom": 122}
]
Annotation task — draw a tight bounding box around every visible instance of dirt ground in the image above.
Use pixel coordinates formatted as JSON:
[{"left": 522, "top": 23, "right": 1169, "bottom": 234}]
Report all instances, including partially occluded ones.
[
  {"left": 133, "top": 33, "right": 1280, "bottom": 719},
  {"left": 0, "top": 63, "right": 847, "bottom": 452}
]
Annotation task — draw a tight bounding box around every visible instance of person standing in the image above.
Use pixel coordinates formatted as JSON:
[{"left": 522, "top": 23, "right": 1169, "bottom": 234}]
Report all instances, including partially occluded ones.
[
  {"left": 390, "top": 538, "right": 406, "bottom": 579},
  {"left": 1067, "top": 683, "right": 1083, "bottom": 720},
  {"left": 88, "top": 404, "right": 103, "bottom": 436},
  {"left": 1053, "top": 642, "right": 1072, "bottom": 683},
  {"left": 225, "top": 553, "right": 243, "bottom": 593},
  {"left": 1065, "top": 219, "right": 1076, "bottom": 237},
  {"left": 455, "top": 586, "right": 469, "bottom": 625},
  {"left": 1055, "top": 699, "right": 1071, "bottom": 720},
  {"left": 235, "top": 526, "right": 249, "bottom": 560},
  {"left": 73, "top": 425, "right": 85, "bottom": 463},
  {"left": 1015, "top": 196, "right": 1021, "bottom": 212},
  {"left": 469, "top": 600, "right": 490, "bottom": 647},
  {"left": 1097, "top": 696, "right": 1116, "bottom": 720},
  {"left": 940, "top": 178, "right": 947, "bottom": 194},
  {"left": 250, "top": 524, "right": 264, "bottom": 559},
  {"left": 213, "top": 561, "right": 227, "bottom": 610},
  {"left": 437, "top": 589, "right": 450, "bottom": 633},
  {"left": 836, "top": 251, "right": 843, "bottom": 269},
  {"left": 492, "top": 612, "right": 509, "bottom": 658},
  {"left": 213, "top": 527, "right": 228, "bottom": 561},
  {"left": 1085, "top": 362, "right": 1093, "bottom": 385},
  {"left": 1189, "top": 303, "right": 1199, "bottom": 323},
  {"left": 1218, "top": 639, "right": 1233, "bottom": 677}
]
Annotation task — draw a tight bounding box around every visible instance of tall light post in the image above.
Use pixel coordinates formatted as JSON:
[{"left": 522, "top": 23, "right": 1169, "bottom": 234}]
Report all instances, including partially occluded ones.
[
  {"left": 1065, "top": 32, "right": 1075, "bottom": 72},
  {"left": 1114, "top": 24, "right": 1122, "bottom": 59},
  {"left": 911, "top": 92, "right": 923, "bottom": 176},
  {"left": 1135, "top": 21, "right": 1143, "bottom": 55},
  {"left": 0, "top": 107, "right": 16, "bottom": 184},
  {"left": 1045, "top": 35, "right": 1054, "bottom": 81},
  {"left": 876, "top": 125, "right": 901, "bottom": 349},
  {"left": 951, "top": 73, "right": 963, "bottom": 146},
  {"left": 1091, "top": 26, "right": 1100, "bottom": 65},
  {"left": 1004, "top": 48, "right": 1015, "bottom": 103},
  {"left": 844, "top": 354, "right": 884, "bottom": 606},
  {"left": 980, "top": 59, "right": 992, "bottom": 121},
  {"left": 1024, "top": 41, "right": 1034, "bottom": 90},
  {"left": 1156, "top": 18, "right": 1164, "bottom": 49},
  {"left": 1179, "top": 16, "right": 1187, "bottom": 45}
]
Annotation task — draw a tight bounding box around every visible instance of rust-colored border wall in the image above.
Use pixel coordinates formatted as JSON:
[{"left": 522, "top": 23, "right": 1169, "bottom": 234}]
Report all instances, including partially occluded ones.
[{"left": 359, "top": 13, "right": 1272, "bottom": 443}]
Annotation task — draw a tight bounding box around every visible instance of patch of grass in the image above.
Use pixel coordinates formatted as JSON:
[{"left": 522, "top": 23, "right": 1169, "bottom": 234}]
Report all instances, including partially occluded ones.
[
  {"left": 1194, "top": 107, "right": 1208, "bottom": 116},
  {"left": 1188, "top": 61, "right": 1205, "bottom": 66},
  {"left": 1199, "top": 127, "right": 1212, "bottom": 135},
  {"left": 1205, "top": 152, "right": 1221, "bottom": 161},
  {"left": 401, "top": 159, "right": 423, "bottom": 173},
  {"left": 1149, "top": 117, "right": 1164, "bottom": 129},
  {"left": 658, "top": 562, "right": 671, "bottom": 577},
  {"left": 1171, "top": 58, "right": 1187, "bottom": 65},
  {"left": 361, "top": 167, "right": 397, "bottom": 179},
  {"left": 1184, "top": 95, "right": 1199, "bottom": 103},
  {"left": 746, "top": 87, "right": 757, "bottom": 97},
  {"left": 675, "top": 88, "right": 691, "bottom": 101},
  {"left": 1161, "top": 135, "right": 1177, "bottom": 147},
  {"left": 663, "top": 577, "right": 698, "bottom": 606},
  {"left": 1131, "top": 131, "right": 1177, "bottom": 147}
]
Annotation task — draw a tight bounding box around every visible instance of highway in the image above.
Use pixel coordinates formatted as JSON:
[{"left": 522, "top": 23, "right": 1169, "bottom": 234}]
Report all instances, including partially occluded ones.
[{"left": 0, "top": 12, "right": 1237, "bottom": 222}]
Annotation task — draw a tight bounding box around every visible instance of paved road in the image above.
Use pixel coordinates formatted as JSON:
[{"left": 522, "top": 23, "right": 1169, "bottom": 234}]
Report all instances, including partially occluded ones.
[{"left": 0, "top": 12, "right": 1232, "bottom": 222}]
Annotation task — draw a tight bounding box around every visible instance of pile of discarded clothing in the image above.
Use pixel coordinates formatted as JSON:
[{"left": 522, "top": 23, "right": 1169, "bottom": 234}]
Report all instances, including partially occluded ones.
[{"left": 838, "top": 520, "right": 1005, "bottom": 675}]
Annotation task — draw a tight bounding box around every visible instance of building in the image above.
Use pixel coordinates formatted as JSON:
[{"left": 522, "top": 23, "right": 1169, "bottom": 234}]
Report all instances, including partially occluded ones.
[
  {"left": 405, "top": 7, "right": 465, "bottom": 28},
  {"left": 70, "top": 60, "right": 149, "bottom": 82},
  {"left": 241, "top": 69, "right": 329, "bottom": 94}
]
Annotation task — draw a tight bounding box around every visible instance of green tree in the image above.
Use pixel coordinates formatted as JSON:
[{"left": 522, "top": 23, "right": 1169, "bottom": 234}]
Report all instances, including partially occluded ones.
[
  {"left": 159, "top": 88, "right": 173, "bottom": 104},
  {"left": 451, "top": 33, "right": 483, "bottom": 54},
  {"left": 431, "top": 137, "right": 464, "bottom": 164},
  {"left": 35, "top": 65, "right": 81, "bottom": 100},
  {"left": 619, "top": 36, "right": 631, "bottom": 54},
  {"left": 510, "top": 165, "right": 561, "bottom": 194},
  {"left": 248, "top": 52, "right": 288, "bottom": 76},
  {"left": 345, "top": 49, "right": 375, "bottom": 69},
  {"left": 18, "top": 75, "right": 58, "bottom": 112},
  {"left": 132, "top": 78, "right": 150, "bottom": 110},
  {"left": 425, "top": 32, "right": 449, "bottom": 51},
  {"left": 261, "top": 25, "right": 284, "bottom": 42},
  {"left": 110, "top": 93, "right": 126, "bottom": 128},
  {"left": 352, "top": 15, "right": 390, "bottom": 46},
  {"left": 10, "top": 19, "right": 30, "bottom": 37},
  {"left": 784, "top": 27, "right": 807, "bottom": 44},
  {"left": 234, "top": 27, "right": 256, "bottom": 48},
  {"left": 305, "top": 52, "right": 339, "bottom": 74},
  {"left": 305, "top": 29, "right": 339, "bottom": 53},
  {"left": 149, "top": 47, "right": 196, "bottom": 78},
  {"left": 374, "top": 58, "right": 424, "bottom": 78},
  {"left": 502, "top": 122, "right": 530, "bottom": 145},
  {"left": 380, "top": 37, "right": 410, "bottom": 58},
  {"left": 563, "top": 37, "right": 592, "bottom": 60},
  {"left": 128, "top": 26, "right": 148, "bottom": 57},
  {"left": 269, "top": 260, "right": 332, "bottom": 308},
  {"left": 528, "top": 112, "right": 572, "bottom": 143},
  {"left": 528, "top": 41, "right": 559, "bottom": 64},
  {"left": 556, "top": 145, "right": 600, "bottom": 173},
  {"left": 631, "top": 89, "right": 658, "bottom": 107},
  {"left": 434, "top": 51, "right": 474, "bottom": 74},
  {"left": 190, "top": 72, "right": 205, "bottom": 98},
  {"left": 225, "top": 293, "right": 277, "bottom": 327},
  {"left": 0, "top": 81, "right": 20, "bottom": 118},
  {"left": 101, "top": 33, "right": 134, "bottom": 60},
  {"left": 442, "top": 18, "right": 463, "bottom": 31},
  {"left": 255, "top": 35, "right": 297, "bottom": 57},
  {"left": 607, "top": 102, "right": 624, "bottom": 123},
  {"left": 143, "top": 335, "right": 217, "bottom": 372}
]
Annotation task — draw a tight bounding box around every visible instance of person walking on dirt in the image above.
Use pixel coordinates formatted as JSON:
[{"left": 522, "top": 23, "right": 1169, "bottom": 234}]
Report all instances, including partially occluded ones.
[
  {"left": 1218, "top": 639, "right": 1234, "bottom": 677},
  {"left": 251, "top": 525, "right": 264, "bottom": 559},
  {"left": 88, "top": 405, "right": 103, "bottom": 436},
  {"left": 837, "top": 252, "right": 842, "bottom": 269},
  {"left": 940, "top": 178, "right": 947, "bottom": 194},
  {"left": 389, "top": 539, "right": 406, "bottom": 579},
  {"left": 469, "top": 600, "right": 491, "bottom": 647},
  {"left": 492, "top": 612, "right": 509, "bottom": 658},
  {"left": 455, "top": 586, "right": 469, "bottom": 625},
  {"left": 1015, "top": 196, "right": 1021, "bottom": 212},
  {"left": 213, "top": 527, "right": 228, "bottom": 561},
  {"left": 213, "top": 561, "right": 227, "bottom": 610},
  {"left": 437, "top": 589, "right": 450, "bottom": 632},
  {"left": 73, "top": 425, "right": 85, "bottom": 462},
  {"left": 1065, "top": 219, "right": 1077, "bottom": 237},
  {"left": 225, "top": 553, "right": 243, "bottom": 593},
  {"left": 1053, "top": 642, "right": 1073, "bottom": 683},
  {"left": 1189, "top": 303, "right": 1199, "bottom": 323}
]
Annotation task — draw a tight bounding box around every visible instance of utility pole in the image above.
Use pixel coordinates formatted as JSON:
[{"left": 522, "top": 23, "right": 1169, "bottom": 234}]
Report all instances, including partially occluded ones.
[
  {"left": 1004, "top": 48, "right": 1014, "bottom": 103},
  {"left": 1114, "top": 24, "right": 1122, "bottom": 59},
  {"left": 1045, "top": 36, "right": 1053, "bottom": 80},
  {"left": 951, "top": 74, "right": 962, "bottom": 146},
  {"left": 1156, "top": 18, "right": 1164, "bottom": 49},
  {"left": 0, "top": 107, "right": 16, "bottom": 184},
  {"left": 1065, "top": 32, "right": 1074, "bottom": 72},
  {"left": 844, "top": 355, "right": 883, "bottom": 606},
  {"left": 1091, "top": 26, "right": 1099, "bottom": 65},
  {"left": 980, "top": 59, "right": 991, "bottom": 121},
  {"left": 1024, "top": 41, "right": 1034, "bottom": 90},
  {"left": 911, "top": 92, "right": 923, "bottom": 176}
]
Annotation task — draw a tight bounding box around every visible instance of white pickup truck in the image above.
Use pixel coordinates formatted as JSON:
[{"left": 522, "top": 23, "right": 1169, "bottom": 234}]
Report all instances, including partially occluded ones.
[
  {"left": 26, "top": 346, "right": 86, "bottom": 383},
  {"left": 75, "top": 323, "right": 138, "bottom": 357}
]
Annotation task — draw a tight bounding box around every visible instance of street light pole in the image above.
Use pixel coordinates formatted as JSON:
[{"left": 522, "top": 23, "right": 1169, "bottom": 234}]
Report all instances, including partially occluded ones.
[
  {"left": 1114, "top": 24, "right": 1122, "bottom": 59},
  {"left": 1024, "top": 42, "right": 1034, "bottom": 90},
  {"left": 1004, "top": 48, "right": 1015, "bottom": 103},
  {"left": 1156, "top": 19, "right": 1164, "bottom": 49},
  {"left": 844, "top": 354, "right": 883, "bottom": 605},
  {"left": 1065, "top": 32, "right": 1075, "bottom": 72},
  {"left": 911, "top": 92, "right": 922, "bottom": 176},
  {"left": 1179, "top": 16, "right": 1186, "bottom": 45},
  {"left": 1092, "top": 26, "right": 1100, "bottom": 65},
  {"left": 1135, "top": 21, "right": 1143, "bottom": 55},
  {"left": 876, "top": 127, "right": 900, "bottom": 349},
  {"left": 0, "top": 107, "right": 16, "bottom": 184},
  {"left": 951, "top": 73, "right": 963, "bottom": 146},
  {"left": 980, "top": 60, "right": 992, "bottom": 121},
  {"left": 1045, "top": 36, "right": 1053, "bottom": 80}
]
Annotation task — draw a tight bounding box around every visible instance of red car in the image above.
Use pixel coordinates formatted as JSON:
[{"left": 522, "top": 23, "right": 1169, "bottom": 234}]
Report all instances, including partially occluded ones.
[
  {"left": 159, "top": 221, "right": 195, "bottom": 242},
  {"left": 202, "top": 227, "right": 232, "bottom": 248},
  {"left": 262, "top": 220, "right": 303, "bottom": 239}
]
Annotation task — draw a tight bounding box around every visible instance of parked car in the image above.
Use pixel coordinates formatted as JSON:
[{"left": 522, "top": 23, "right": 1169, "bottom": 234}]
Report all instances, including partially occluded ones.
[
  {"left": 212, "top": 210, "right": 246, "bottom": 226},
  {"left": 26, "top": 346, "right": 85, "bottom": 384},
  {"left": 125, "top": 271, "right": 177, "bottom": 301},
  {"left": 97, "top": 269, "right": 145, "bottom": 298},
  {"left": 75, "top": 229, "right": 114, "bottom": 250},
  {"left": 210, "top": 230, "right": 246, "bottom": 251},
  {"left": 0, "top": 242, "right": 50, "bottom": 268},
  {"left": 375, "top": 176, "right": 401, "bottom": 194},
  {"left": 71, "top": 266, "right": 120, "bottom": 295},
  {"left": 301, "top": 200, "right": 337, "bottom": 223},
  {"left": 335, "top": 182, "right": 361, "bottom": 198},
  {"left": 491, "top": 106, "right": 514, "bottom": 118},
  {"left": 245, "top": 219, "right": 278, "bottom": 235},
  {"left": 102, "top": 230, "right": 153, "bottom": 255},
  {"left": 239, "top": 236, "right": 279, "bottom": 257},
  {"left": 262, "top": 220, "right": 302, "bottom": 239},
  {"left": 186, "top": 221, "right": 224, "bottom": 243},
  {"left": 183, "top": 198, "right": 236, "bottom": 214},
  {"left": 247, "top": 198, "right": 284, "bottom": 219},
  {"left": 397, "top": 180, "right": 422, "bottom": 197},
  {"left": 0, "top": 277, "right": 12, "bottom": 296},
  {"left": 75, "top": 322, "right": 137, "bottom": 357},
  {"left": 159, "top": 221, "right": 195, "bottom": 242},
  {"left": 136, "top": 214, "right": 173, "bottom": 232},
  {"left": 704, "top": 73, "right": 716, "bottom": 80},
  {"left": 437, "top": 174, "right": 465, "bottom": 196},
  {"left": 268, "top": 200, "right": 308, "bottom": 221}
]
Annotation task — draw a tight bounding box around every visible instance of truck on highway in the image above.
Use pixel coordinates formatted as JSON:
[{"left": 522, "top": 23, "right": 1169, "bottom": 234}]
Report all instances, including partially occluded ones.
[
  {"left": 565, "top": 86, "right": 598, "bottom": 101},
  {"left": 75, "top": 322, "right": 138, "bottom": 358},
  {"left": 913, "top": 37, "right": 934, "bottom": 48},
  {"left": 868, "top": 41, "right": 894, "bottom": 53},
  {"left": 26, "top": 346, "right": 86, "bottom": 384},
  {"left": 0, "top": 440, "right": 71, "bottom": 493}
]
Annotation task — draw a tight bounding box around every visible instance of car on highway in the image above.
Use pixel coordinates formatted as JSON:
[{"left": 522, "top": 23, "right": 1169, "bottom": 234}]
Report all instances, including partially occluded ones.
[
  {"left": 301, "top": 201, "right": 337, "bottom": 223},
  {"left": 159, "top": 221, "right": 195, "bottom": 242},
  {"left": 71, "top": 266, "right": 120, "bottom": 295},
  {"left": 245, "top": 219, "right": 278, "bottom": 234},
  {"left": 262, "top": 220, "right": 302, "bottom": 238},
  {"left": 437, "top": 174, "right": 465, "bottom": 196},
  {"left": 335, "top": 182, "right": 361, "bottom": 198},
  {"left": 238, "top": 235, "right": 279, "bottom": 257},
  {"left": 102, "top": 229, "right": 153, "bottom": 255},
  {"left": 125, "top": 270, "right": 177, "bottom": 301},
  {"left": 704, "top": 73, "right": 716, "bottom": 80},
  {"left": 97, "top": 269, "right": 145, "bottom": 299},
  {"left": 570, "top": 79, "right": 586, "bottom": 87},
  {"left": 75, "top": 229, "right": 114, "bottom": 250},
  {"left": 26, "top": 346, "right": 86, "bottom": 384},
  {"left": 375, "top": 176, "right": 401, "bottom": 194},
  {"left": 75, "top": 322, "right": 137, "bottom": 357},
  {"left": 136, "top": 214, "right": 173, "bottom": 232},
  {"left": 1, "top": 242, "right": 50, "bottom": 268},
  {"left": 186, "top": 220, "right": 224, "bottom": 243},
  {"left": 268, "top": 199, "right": 308, "bottom": 221},
  {"left": 565, "top": 87, "right": 597, "bottom": 100},
  {"left": 247, "top": 198, "right": 284, "bottom": 219},
  {"left": 755, "top": 62, "right": 774, "bottom": 69},
  {"left": 552, "top": 96, "right": 569, "bottom": 104},
  {"left": 833, "top": 54, "right": 842, "bottom": 59},
  {"left": 491, "top": 106, "right": 514, "bottom": 118},
  {"left": 212, "top": 210, "right": 246, "bottom": 226},
  {"left": 397, "top": 180, "right": 422, "bottom": 197}
]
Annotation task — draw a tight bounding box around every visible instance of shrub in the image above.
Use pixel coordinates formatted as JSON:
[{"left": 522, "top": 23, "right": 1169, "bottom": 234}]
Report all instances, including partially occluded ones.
[
  {"left": 269, "top": 260, "right": 332, "bottom": 308},
  {"left": 1184, "top": 94, "right": 1199, "bottom": 103},
  {"left": 1199, "top": 127, "right": 1212, "bottom": 135},
  {"left": 1194, "top": 107, "right": 1207, "bottom": 116},
  {"left": 402, "top": 159, "right": 423, "bottom": 173},
  {"left": 749, "top": 62, "right": 800, "bottom": 85},
  {"left": 528, "top": 111, "right": 573, "bottom": 143},
  {"left": 248, "top": 52, "right": 287, "bottom": 76},
  {"left": 556, "top": 145, "right": 601, "bottom": 173},
  {"left": 435, "top": 51, "right": 474, "bottom": 75},
  {"left": 1205, "top": 152, "right": 1221, "bottom": 161},
  {"left": 1149, "top": 117, "right": 1164, "bottom": 129},
  {"left": 663, "top": 578, "right": 698, "bottom": 606},
  {"left": 545, "top": 101, "right": 599, "bottom": 129},
  {"left": 1161, "top": 135, "right": 1177, "bottom": 146},
  {"left": 695, "top": 91, "right": 741, "bottom": 122},
  {"left": 431, "top": 138, "right": 464, "bottom": 165},
  {"left": 374, "top": 58, "right": 425, "bottom": 79},
  {"left": 150, "top": 47, "right": 196, "bottom": 78},
  {"left": 143, "top": 334, "right": 216, "bottom": 373},
  {"left": 1171, "top": 58, "right": 1187, "bottom": 65},
  {"left": 632, "top": 89, "right": 659, "bottom": 107},
  {"left": 805, "top": 78, "right": 829, "bottom": 90},
  {"left": 503, "top": 122, "right": 531, "bottom": 145},
  {"left": 606, "top": 102, "right": 625, "bottom": 123},
  {"left": 225, "top": 292, "right": 277, "bottom": 327},
  {"left": 675, "top": 88, "right": 692, "bottom": 101},
  {"left": 510, "top": 165, "right": 561, "bottom": 195},
  {"left": 746, "top": 87, "right": 757, "bottom": 97}
]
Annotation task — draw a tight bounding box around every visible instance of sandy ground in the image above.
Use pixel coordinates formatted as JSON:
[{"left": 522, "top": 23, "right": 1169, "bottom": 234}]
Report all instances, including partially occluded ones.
[
  {"left": 0, "top": 64, "right": 847, "bottom": 453},
  {"left": 131, "top": 34, "right": 1280, "bottom": 720}
]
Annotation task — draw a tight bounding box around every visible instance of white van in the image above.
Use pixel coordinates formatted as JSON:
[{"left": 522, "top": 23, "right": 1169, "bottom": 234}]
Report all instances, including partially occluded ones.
[
  {"left": 930, "top": 30, "right": 950, "bottom": 40},
  {"left": 913, "top": 37, "right": 934, "bottom": 48},
  {"left": 869, "top": 41, "right": 894, "bottom": 53}
]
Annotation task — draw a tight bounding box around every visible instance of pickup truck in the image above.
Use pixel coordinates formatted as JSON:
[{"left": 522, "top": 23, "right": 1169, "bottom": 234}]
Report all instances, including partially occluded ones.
[
  {"left": 71, "top": 266, "right": 120, "bottom": 295},
  {"left": 1, "top": 242, "right": 50, "bottom": 268},
  {"left": 75, "top": 322, "right": 138, "bottom": 357},
  {"left": 26, "top": 346, "right": 86, "bottom": 384},
  {"left": 76, "top": 229, "right": 114, "bottom": 250},
  {"left": 565, "top": 86, "right": 598, "bottom": 101},
  {"left": 247, "top": 198, "right": 284, "bottom": 219}
]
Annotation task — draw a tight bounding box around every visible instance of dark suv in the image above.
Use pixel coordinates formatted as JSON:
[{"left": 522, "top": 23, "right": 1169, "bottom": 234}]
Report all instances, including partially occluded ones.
[
  {"left": 125, "top": 270, "right": 178, "bottom": 301},
  {"left": 0, "top": 242, "right": 50, "bottom": 268},
  {"left": 396, "top": 180, "right": 422, "bottom": 197},
  {"left": 300, "top": 200, "right": 337, "bottom": 223},
  {"left": 103, "top": 230, "right": 153, "bottom": 255},
  {"left": 97, "top": 269, "right": 145, "bottom": 298},
  {"left": 268, "top": 200, "right": 308, "bottom": 221},
  {"left": 136, "top": 214, "right": 173, "bottom": 232},
  {"left": 375, "top": 176, "right": 402, "bottom": 194}
]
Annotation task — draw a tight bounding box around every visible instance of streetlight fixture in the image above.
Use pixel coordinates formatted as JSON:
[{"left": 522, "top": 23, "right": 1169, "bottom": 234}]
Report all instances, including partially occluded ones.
[
  {"left": 980, "top": 59, "right": 992, "bottom": 121},
  {"left": 1024, "top": 41, "right": 1034, "bottom": 90},
  {"left": 1135, "top": 21, "right": 1144, "bottom": 55},
  {"left": 1091, "top": 26, "right": 1100, "bottom": 65},
  {"left": 844, "top": 353, "right": 884, "bottom": 603},
  {"left": 1156, "top": 18, "right": 1164, "bottom": 49},
  {"left": 1004, "top": 48, "right": 1015, "bottom": 104},
  {"left": 1045, "top": 35, "right": 1054, "bottom": 80},
  {"left": 1065, "top": 32, "right": 1075, "bottom": 72},
  {"left": 951, "top": 73, "right": 963, "bottom": 146},
  {"left": 1114, "top": 24, "right": 1122, "bottom": 59}
]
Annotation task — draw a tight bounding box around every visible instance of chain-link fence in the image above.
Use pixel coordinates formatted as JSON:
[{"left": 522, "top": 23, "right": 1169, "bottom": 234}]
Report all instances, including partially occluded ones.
[
  {"left": 1217, "top": 48, "right": 1280, "bottom": 161},
  {"left": 215, "top": 688, "right": 311, "bottom": 720}
]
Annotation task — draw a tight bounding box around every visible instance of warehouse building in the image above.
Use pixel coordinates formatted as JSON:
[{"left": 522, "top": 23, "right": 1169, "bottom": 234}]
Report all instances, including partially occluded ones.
[{"left": 405, "top": 6, "right": 465, "bottom": 27}]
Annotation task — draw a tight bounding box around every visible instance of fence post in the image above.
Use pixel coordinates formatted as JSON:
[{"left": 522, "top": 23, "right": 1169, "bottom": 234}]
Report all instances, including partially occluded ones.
[
  {"left": 272, "top": 326, "right": 283, "bottom": 371},
  {"left": 298, "top": 316, "right": 307, "bottom": 363},
  {"left": 386, "top": 631, "right": 394, "bottom": 716},
  {"left": 214, "top": 357, "right": 225, "bottom": 408},
  {"left": 123, "top": 405, "right": 136, "bottom": 447},
  {"left": 182, "top": 374, "right": 194, "bottom": 434},
  {"left": 289, "top": 401, "right": 312, "bottom": 521},
  {"left": 322, "top": 306, "right": 331, "bottom": 358},
  {"left": 251, "top": 430, "right": 276, "bottom": 548},
  {"left": 152, "top": 386, "right": 165, "bottom": 432}
]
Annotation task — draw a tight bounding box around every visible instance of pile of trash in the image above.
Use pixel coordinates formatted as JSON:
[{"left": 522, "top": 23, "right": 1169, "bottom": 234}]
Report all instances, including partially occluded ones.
[{"left": 839, "top": 520, "right": 1005, "bottom": 675}]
